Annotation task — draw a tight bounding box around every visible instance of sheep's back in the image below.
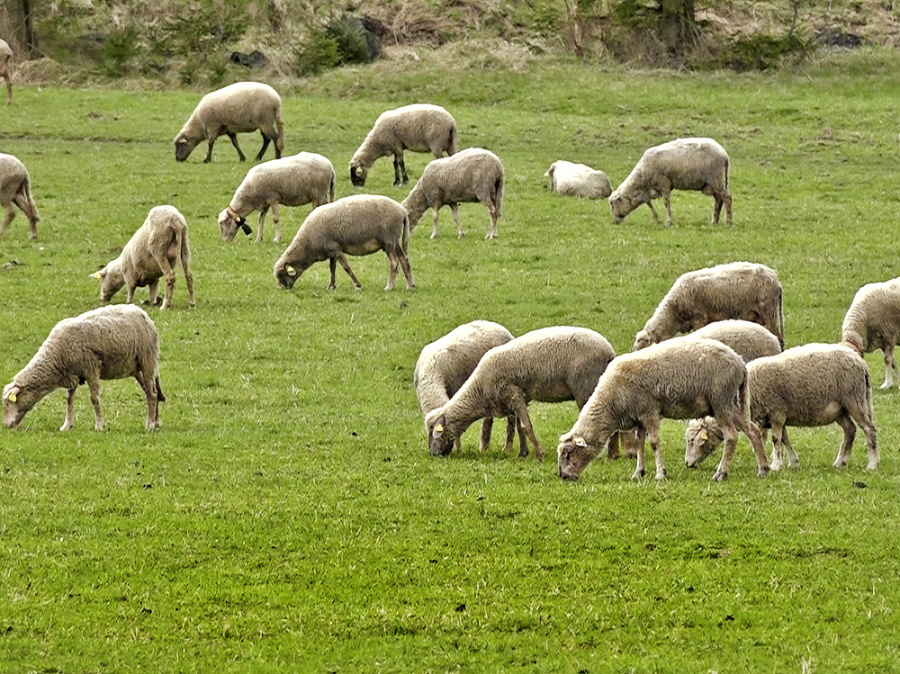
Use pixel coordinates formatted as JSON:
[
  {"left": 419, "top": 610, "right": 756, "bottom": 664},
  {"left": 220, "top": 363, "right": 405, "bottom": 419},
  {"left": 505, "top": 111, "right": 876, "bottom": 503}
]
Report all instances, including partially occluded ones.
[
  {"left": 196, "top": 82, "right": 280, "bottom": 129},
  {"left": 690, "top": 320, "right": 782, "bottom": 362}
]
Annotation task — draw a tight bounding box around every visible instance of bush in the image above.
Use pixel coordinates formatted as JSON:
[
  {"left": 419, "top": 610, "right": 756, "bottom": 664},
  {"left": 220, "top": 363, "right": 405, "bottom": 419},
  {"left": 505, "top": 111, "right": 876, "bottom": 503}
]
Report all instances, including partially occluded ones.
[{"left": 294, "top": 14, "right": 381, "bottom": 76}]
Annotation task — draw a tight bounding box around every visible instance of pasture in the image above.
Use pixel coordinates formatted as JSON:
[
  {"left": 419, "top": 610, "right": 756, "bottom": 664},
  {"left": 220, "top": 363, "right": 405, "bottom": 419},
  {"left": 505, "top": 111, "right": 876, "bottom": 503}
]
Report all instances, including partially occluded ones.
[{"left": 2, "top": 49, "right": 900, "bottom": 671}]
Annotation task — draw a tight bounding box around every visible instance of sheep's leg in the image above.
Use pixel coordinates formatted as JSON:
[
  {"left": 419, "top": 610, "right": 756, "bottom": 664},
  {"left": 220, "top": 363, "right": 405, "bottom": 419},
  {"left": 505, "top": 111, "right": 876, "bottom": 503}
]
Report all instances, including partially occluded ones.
[
  {"left": 256, "top": 132, "right": 271, "bottom": 161},
  {"left": 392, "top": 154, "right": 403, "bottom": 186},
  {"left": 502, "top": 415, "right": 517, "bottom": 452},
  {"left": 139, "top": 373, "right": 160, "bottom": 431},
  {"left": 13, "top": 192, "right": 38, "bottom": 238},
  {"left": 0, "top": 205, "right": 15, "bottom": 236},
  {"left": 646, "top": 424, "right": 667, "bottom": 481},
  {"left": 327, "top": 258, "right": 338, "bottom": 290},
  {"left": 724, "top": 193, "right": 733, "bottom": 225},
  {"left": 646, "top": 201, "right": 660, "bottom": 223},
  {"left": 88, "top": 380, "right": 105, "bottom": 431},
  {"left": 880, "top": 346, "right": 896, "bottom": 388},
  {"left": 181, "top": 256, "right": 196, "bottom": 309},
  {"left": 833, "top": 414, "right": 857, "bottom": 468},
  {"left": 509, "top": 393, "right": 542, "bottom": 460},
  {"left": 270, "top": 204, "right": 281, "bottom": 244},
  {"left": 479, "top": 417, "right": 494, "bottom": 451},
  {"left": 255, "top": 207, "right": 269, "bottom": 244},
  {"left": 61, "top": 387, "right": 77, "bottom": 431},
  {"left": 155, "top": 254, "right": 177, "bottom": 310},
  {"left": 485, "top": 201, "right": 500, "bottom": 240},
  {"left": 606, "top": 431, "right": 621, "bottom": 460},
  {"left": 226, "top": 133, "right": 246, "bottom": 162},
  {"left": 663, "top": 192, "right": 674, "bottom": 227},
  {"left": 336, "top": 253, "right": 363, "bottom": 290},
  {"left": 203, "top": 137, "right": 217, "bottom": 163},
  {"left": 147, "top": 279, "right": 160, "bottom": 306},
  {"left": 450, "top": 204, "right": 465, "bottom": 238},
  {"left": 631, "top": 427, "right": 647, "bottom": 480},
  {"left": 399, "top": 155, "right": 409, "bottom": 185},
  {"left": 769, "top": 423, "right": 785, "bottom": 471},
  {"left": 385, "top": 249, "right": 400, "bottom": 291},
  {"left": 711, "top": 423, "right": 739, "bottom": 481},
  {"left": 397, "top": 250, "right": 414, "bottom": 290},
  {"left": 732, "top": 406, "right": 770, "bottom": 478},
  {"left": 712, "top": 194, "right": 723, "bottom": 224},
  {"left": 858, "top": 415, "right": 880, "bottom": 471},
  {"left": 430, "top": 206, "right": 441, "bottom": 239},
  {"left": 780, "top": 426, "right": 800, "bottom": 469}
]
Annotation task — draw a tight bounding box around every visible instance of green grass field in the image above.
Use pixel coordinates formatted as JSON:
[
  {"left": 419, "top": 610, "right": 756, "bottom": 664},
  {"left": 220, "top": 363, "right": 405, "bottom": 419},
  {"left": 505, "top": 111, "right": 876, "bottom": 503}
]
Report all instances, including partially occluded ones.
[{"left": 2, "top": 49, "right": 900, "bottom": 671}]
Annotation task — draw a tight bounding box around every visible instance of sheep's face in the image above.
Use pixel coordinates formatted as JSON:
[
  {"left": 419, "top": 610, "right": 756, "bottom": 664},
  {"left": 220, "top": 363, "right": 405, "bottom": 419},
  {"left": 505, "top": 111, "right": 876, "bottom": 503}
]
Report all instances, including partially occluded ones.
[
  {"left": 426, "top": 413, "right": 453, "bottom": 457},
  {"left": 557, "top": 433, "right": 600, "bottom": 480},
  {"left": 174, "top": 135, "right": 198, "bottom": 162},
  {"left": 274, "top": 263, "right": 300, "bottom": 290},
  {"left": 2, "top": 384, "right": 34, "bottom": 428},
  {"left": 217, "top": 209, "right": 252, "bottom": 242},
  {"left": 349, "top": 162, "right": 368, "bottom": 187},
  {"left": 632, "top": 330, "right": 657, "bottom": 351},
  {"left": 608, "top": 190, "right": 634, "bottom": 224},
  {"left": 684, "top": 418, "right": 725, "bottom": 467},
  {"left": 93, "top": 266, "right": 124, "bottom": 302}
]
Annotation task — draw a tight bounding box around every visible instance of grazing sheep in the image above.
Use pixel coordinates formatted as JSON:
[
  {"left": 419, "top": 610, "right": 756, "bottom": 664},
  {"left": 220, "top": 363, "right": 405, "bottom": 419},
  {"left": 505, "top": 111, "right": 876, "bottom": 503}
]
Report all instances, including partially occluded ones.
[
  {"left": 94, "top": 205, "right": 195, "bottom": 310},
  {"left": 414, "top": 320, "right": 524, "bottom": 454},
  {"left": 218, "top": 152, "right": 336, "bottom": 244},
  {"left": 349, "top": 104, "right": 457, "bottom": 187},
  {"left": 685, "top": 343, "right": 878, "bottom": 472},
  {"left": 3, "top": 305, "right": 164, "bottom": 431},
  {"left": 689, "top": 319, "right": 783, "bottom": 362},
  {"left": 609, "top": 137, "right": 732, "bottom": 226},
  {"left": 0, "top": 38, "right": 12, "bottom": 105},
  {"left": 840, "top": 278, "right": 900, "bottom": 388},
  {"left": 401, "top": 148, "right": 504, "bottom": 240},
  {"left": 426, "top": 326, "right": 616, "bottom": 462},
  {"left": 174, "top": 81, "right": 284, "bottom": 163},
  {"left": 0, "top": 153, "right": 40, "bottom": 240},
  {"left": 557, "top": 336, "right": 770, "bottom": 482},
  {"left": 544, "top": 160, "right": 612, "bottom": 199},
  {"left": 634, "top": 262, "right": 784, "bottom": 351},
  {"left": 274, "top": 194, "right": 413, "bottom": 292}
]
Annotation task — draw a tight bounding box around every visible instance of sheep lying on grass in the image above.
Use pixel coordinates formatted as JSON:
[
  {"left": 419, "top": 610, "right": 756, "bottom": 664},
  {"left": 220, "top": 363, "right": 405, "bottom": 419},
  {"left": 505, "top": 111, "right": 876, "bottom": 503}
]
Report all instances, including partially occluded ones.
[
  {"left": 218, "top": 152, "right": 336, "bottom": 244},
  {"left": 634, "top": 262, "right": 784, "bottom": 350},
  {"left": 350, "top": 104, "right": 457, "bottom": 186},
  {"left": 94, "top": 205, "right": 195, "bottom": 310},
  {"left": 274, "top": 194, "right": 413, "bottom": 292},
  {"left": 401, "top": 148, "right": 504, "bottom": 240},
  {"left": 426, "top": 327, "right": 616, "bottom": 461},
  {"left": 544, "top": 160, "right": 612, "bottom": 199},
  {"left": 3, "top": 305, "right": 164, "bottom": 431},
  {"left": 0, "top": 39, "right": 12, "bottom": 105},
  {"left": 174, "top": 82, "right": 284, "bottom": 163},
  {"left": 685, "top": 343, "right": 878, "bottom": 472},
  {"left": 557, "top": 336, "right": 769, "bottom": 482},
  {"left": 415, "top": 320, "right": 524, "bottom": 454},
  {"left": 609, "top": 137, "right": 732, "bottom": 226},
  {"left": 0, "top": 153, "right": 40, "bottom": 240},
  {"left": 841, "top": 278, "right": 900, "bottom": 388}
]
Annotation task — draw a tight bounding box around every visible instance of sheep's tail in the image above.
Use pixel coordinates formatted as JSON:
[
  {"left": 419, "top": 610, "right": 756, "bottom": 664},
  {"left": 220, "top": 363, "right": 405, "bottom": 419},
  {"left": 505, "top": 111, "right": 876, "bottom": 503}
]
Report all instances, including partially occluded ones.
[
  {"left": 774, "top": 284, "right": 785, "bottom": 348},
  {"left": 274, "top": 107, "right": 285, "bottom": 154},
  {"left": 329, "top": 170, "right": 336, "bottom": 203},
  {"left": 724, "top": 156, "right": 730, "bottom": 193},
  {"left": 179, "top": 227, "right": 191, "bottom": 269},
  {"left": 447, "top": 124, "right": 458, "bottom": 156},
  {"left": 401, "top": 212, "right": 410, "bottom": 255},
  {"left": 156, "top": 375, "right": 166, "bottom": 403},
  {"left": 21, "top": 173, "right": 40, "bottom": 222},
  {"left": 494, "top": 173, "right": 504, "bottom": 219}
]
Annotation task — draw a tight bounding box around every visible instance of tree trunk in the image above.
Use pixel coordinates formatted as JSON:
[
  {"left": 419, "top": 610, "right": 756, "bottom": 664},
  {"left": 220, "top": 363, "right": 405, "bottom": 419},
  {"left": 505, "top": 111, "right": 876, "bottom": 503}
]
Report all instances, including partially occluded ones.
[{"left": 658, "top": 0, "right": 696, "bottom": 56}]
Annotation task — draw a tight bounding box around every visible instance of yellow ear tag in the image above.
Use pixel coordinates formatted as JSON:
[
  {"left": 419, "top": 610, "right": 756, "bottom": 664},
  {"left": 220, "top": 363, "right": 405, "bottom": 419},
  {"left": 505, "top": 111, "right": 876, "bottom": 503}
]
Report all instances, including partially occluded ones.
[
  {"left": 286, "top": 265, "right": 297, "bottom": 277},
  {"left": 574, "top": 436, "right": 588, "bottom": 448},
  {"left": 91, "top": 271, "right": 103, "bottom": 280},
  {"left": 8, "top": 393, "right": 16, "bottom": 403},
  {"left": 434, "top": 424, "right": 443, "bottom": 433},
  {"left": 699, "top": 431, "right": 708, "bottom": 442}
]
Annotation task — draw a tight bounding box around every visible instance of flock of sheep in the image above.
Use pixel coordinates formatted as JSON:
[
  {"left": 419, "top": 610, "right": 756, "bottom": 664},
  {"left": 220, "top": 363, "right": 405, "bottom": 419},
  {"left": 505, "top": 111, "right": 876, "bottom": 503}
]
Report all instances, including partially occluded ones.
[{"left": 1, "top": 75, "right": 899, "bottom": 485}]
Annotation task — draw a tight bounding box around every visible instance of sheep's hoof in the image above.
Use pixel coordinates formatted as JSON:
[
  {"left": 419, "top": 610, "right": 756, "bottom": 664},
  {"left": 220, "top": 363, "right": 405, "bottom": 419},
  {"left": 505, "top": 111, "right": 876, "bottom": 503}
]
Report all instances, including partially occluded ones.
[
  {"left": 712, "top": 470, "right": 728, "bottom": 482},
  {"left": 655, "top": 469, "right": 667, "bottom": 481},
  {"left": 757, "top": 466, "right": 770, "bottom": 478},
  {"left": 631, "top": 469, "right": 645, "bottom": 481}
]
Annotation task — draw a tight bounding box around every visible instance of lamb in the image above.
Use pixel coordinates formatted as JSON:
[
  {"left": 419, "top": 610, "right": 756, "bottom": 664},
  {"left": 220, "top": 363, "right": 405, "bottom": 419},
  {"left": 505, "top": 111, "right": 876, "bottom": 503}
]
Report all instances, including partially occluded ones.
[
  {"left": 633, "top": 262, "right": 784, "bottom": 351},
  {"left": 608, "top": 137, "right": 732, "bottom": 226},
  {"left": 684, "top": 343, "right": 879, "bottom": 472},
  {"left": 0, "top": 38, "right": 12, "bottom": 105},
  {"left": 274, "top": 194, "right": 414, "bottom": 292},
  {"left": 0, "top": 153, "right": 40, "bottom": 240},
  {"left": 414, "top": 320, "right": 524, "bottom": 454},
  {"left": 93, "top": 205, "right": 195, "bottom": 310},
  {"left": 349, "top": 104, "right": 458, "bottom": 187},
  {"left": 544, "top": 160, "right": 612, "bottom": 199},
  {"left": 840, "top": 278, "right": 900, "bottom": 388},
  {"left": 557, "top": 336, "right": 770, "bottom": 482},
  {"left": 425, "top": 326, "right": 616, "bottom": 462},
  {"left": 217, "top": 152, "right": 336, "bottom": 244},
  {"left": 174, "top": 81, "right": 284, "bottom": 163},
  {"left": 3, "top": 305, "right": 164, "bottom": 431},
  {"left": 401, "top": 148, "right": 504, "bottom": 240}
]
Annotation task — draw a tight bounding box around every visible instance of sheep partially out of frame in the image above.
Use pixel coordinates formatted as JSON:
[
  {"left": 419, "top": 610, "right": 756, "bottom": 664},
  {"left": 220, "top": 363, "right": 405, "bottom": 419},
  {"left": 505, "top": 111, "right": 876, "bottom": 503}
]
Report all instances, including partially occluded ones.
[
  {"left": 0, "top": 153, "right": 40, "bottom": 240},
  {"left": 841, "top": 278, "right": 900, "bottom": 388},
  {"left": 0, "top": 39, "right": 12, "bottom": 105}
]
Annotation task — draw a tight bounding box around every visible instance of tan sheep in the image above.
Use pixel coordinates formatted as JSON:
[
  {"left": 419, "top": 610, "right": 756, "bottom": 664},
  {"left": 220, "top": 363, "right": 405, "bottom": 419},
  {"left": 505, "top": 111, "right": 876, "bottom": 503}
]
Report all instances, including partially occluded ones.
[
  {"left": 544, "top": 160, "right": 612, "bottom": 199},
  {"left": 0, "top": 153, "right": 40, "bottom": 240},
  {"left": 840, "top": 278, "right": 900, "bottom": 388}
]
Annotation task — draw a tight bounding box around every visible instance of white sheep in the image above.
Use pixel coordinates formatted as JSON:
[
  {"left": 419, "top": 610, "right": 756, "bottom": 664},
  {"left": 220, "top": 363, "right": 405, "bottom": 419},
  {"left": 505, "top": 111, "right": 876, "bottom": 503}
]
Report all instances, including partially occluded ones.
[
  {"left": 3, "top": 305, "right": 164, "bottom": 431},
  {"left": 425, "top": 326, "right": 616, "bottom": 461},
  {"left": 689, "top": 319, "right": 783, "bottom": 362},
  {"left": 174, "top": 81, "right": 284, "bottom": 163},
  {"left": 0, "top": 153, "right": 40, "bottom": 240},
  {"left": 401, "top": 148, "right": 504, "bottom": 240},
  {"left": 609, "top": 137, "right": 732, "bottom": 226},
  {"left": 685, "top": 343, "right": 879, "bottom": 472},
  {"left": 840, "top": 278, "right": 900, "bottom": 388},
  {"left": 557, "top": 336, "right": 770, "bottom": 482},
  {"left": 414, "top": 320, "right": 524, "bottom": 454},
  {"left": 217, "top": 152, "right": 336, "bottom": 244},
  {"left": 94, "top": 205, "right": 195, "bottom": 310},
  {"left": 274, "top": 194, "right": 414, "bottom": 292},
  {"left": 349, "top": 103, "right": 458, "bottom": 187},
  {"left": 544, "top": 160, "right": 612, "bottom": 199},
  {"left": 0, "top": 38, "right": 12, "bottom": 105},
  {"left": 634, "top": 262, "right": 784, "bottom": 351}
]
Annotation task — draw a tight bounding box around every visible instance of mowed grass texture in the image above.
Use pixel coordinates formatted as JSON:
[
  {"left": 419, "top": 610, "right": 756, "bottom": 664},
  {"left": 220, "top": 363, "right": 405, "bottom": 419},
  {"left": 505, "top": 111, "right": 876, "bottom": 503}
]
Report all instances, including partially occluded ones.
[{"left": 2, "top": 51, "right": 900, "bottom": 671}]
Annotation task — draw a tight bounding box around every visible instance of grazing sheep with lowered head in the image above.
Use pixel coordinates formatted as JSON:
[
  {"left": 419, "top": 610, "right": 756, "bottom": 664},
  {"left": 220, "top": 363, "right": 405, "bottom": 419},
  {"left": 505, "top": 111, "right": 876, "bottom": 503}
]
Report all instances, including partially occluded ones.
[
  {"left": 174, "top": 82, "right": 284, "bottom": 163},
  {"left": 3, "top": 305, "right": 164, "bottom": 431},
  {"left": 0, "top": 38, "right": 12, "bottom": 105},
  {"left": 0, "top": 153, "right": 40, "bottom": 240},
  {"left": 217, "top": 152, "right": 336, "bottom": 244},
  {"left": 94, "top": 205, "right": 195, "bottom": 310},
  {"left": 634, "top": 262, "right": 784, "bottom": 351},
  {"left": 401, "top": 148, "right": 504, "bottom": 240},
  {"left": 350, "top": 104, "right": 457, "bottom": 187},
  {"left": 840, "top": 278, "right": 900, "bottom": 388},
  {"left": 685, "top": 343, "right": 878, "bottom": 472},
  {"left": 609, "top": 137, "right": 731, "bottom": 226},
  {"left": 544, "top": 160, "right": 612, "bottom": 199},
  {"left": 274, "top": 194, "right": 413, "bottom": 292},
  {"left": 426, "top": 326, "right": 616, "bottom": 461},
  {"left": 557, "top": 336, "right": 770, "bottom": 482}
]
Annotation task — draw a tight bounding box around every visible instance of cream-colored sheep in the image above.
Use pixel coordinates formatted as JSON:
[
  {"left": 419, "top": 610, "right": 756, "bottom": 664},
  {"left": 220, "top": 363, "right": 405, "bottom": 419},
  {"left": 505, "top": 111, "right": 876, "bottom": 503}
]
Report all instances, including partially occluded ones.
[
  {"left": 0, "top": 153, "right": 40, "bottom": 240},
  {"left": 0, "top": 38, "right": 12, "bottom": 105},
  {"left": 544, "top": 160, "right": 612, "bottom": 199},
  {"left": 840, "top": 278, "right": 900, "bottom": 388}
]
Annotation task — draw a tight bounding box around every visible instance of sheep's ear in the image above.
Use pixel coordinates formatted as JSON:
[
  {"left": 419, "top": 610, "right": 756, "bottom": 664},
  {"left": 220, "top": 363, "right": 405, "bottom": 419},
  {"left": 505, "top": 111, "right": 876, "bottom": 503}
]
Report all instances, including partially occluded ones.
[
  {"left": 574, "top": 436, "right": 588, "bottom": 448},
  {"left": 91, "top": 271, "right": 103, "bottom": 281},
  {"left": 4, "top": 385, "right": 20, "bottom": 403},
  {"left": 698, "top": 431, "right": 708, "bottom": 442},
  {"left": 285, "top": 265, "right": 297, "bottom": 277}
]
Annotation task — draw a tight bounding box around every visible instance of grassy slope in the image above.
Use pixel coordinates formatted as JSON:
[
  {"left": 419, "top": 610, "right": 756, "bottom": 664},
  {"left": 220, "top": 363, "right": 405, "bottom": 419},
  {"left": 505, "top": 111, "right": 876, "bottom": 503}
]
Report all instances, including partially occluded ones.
[{"left": 1, "top": 50, "right": 900, "bottom": 671}]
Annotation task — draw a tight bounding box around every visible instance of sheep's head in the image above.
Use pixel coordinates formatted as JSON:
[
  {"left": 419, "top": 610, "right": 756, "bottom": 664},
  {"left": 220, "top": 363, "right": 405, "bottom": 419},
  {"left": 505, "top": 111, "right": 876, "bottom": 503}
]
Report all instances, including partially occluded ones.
[
  {"left": 349, "top": 162, "right": 368, "bottom": 187},
  {"left": 684, "top": 417, "right": 725, "bottom": 467},
  {"left": 3, "top": 383, "right": 34, "bottom": 428},
  {"left": 217, "top": 208, "right": 252, "bottom": 242},
  {"left": 92, "top": 264, "right": 125, "bottom": 302},
  {"left": 426, "top": 412, "right": 453, "bottom": 457},
  {"left": 557, "top": 432, "right": 600, "bottom": 481},
  {"left": 608, "top": 190, "right": 635, "bottom": 224},
  {"left": 633, "top": 330, "right": 657, "bottom": 351},
  {"left": 274, "top": 262, "right": 300, "bottom": 290},
  {"left": 174, "top": 134, "right": 199, "bottom": 162}
]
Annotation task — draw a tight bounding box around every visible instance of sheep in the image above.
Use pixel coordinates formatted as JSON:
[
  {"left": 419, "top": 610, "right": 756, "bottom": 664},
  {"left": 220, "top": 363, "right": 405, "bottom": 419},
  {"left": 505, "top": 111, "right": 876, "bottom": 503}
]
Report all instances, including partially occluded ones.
[
  {"left": 425, "top": 326, "right": 617, "bottom": 462},
  {"left": 557, "top": 336, "right": 770, "bottom": 482},
  {"left": 689, "top": 319, "right": 783, "bottom": 362},
  {"left": 414, "top": 320, "right": 525, "bottom": 454},
  {"left": 174, "top": 81, "right": 284, "bottom": 163},
  {"left": 684, "top": 343, "right": 879, "bottom": 472},
  {"left": 401, "top": 148, "right": 504, "bottom": 240},
  {"left": 93, "top": 205, "right": 195, "bottom": 310},
  {"left": 609, "top": 137, "right": 732, "bottom": 226},
  {"left": 349, "top": 104, "right": 458, "bottom": 187},
  {"left": 544, "top": 160, "right": 612, "bottom": 199},
  {"left": 633, "top": 262, "right": 784, "bottom": 351},
  {"left": 840, "top": 278, "right": 900, "bottom": 388},
  {"left": 217, "top": 152, "right": 336, "bottom": 244},
  {"left": 274, "top": 194, "right": 414, "bottom": 292},
  {"left": 3, "top": 305, "right": 164, "bottom": 431},
  {"left": 0, "top": 153, "right": 40, "bottom": 240},
  {"left": 0, "top": 38, "right": 12, "bottom": 105}
]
